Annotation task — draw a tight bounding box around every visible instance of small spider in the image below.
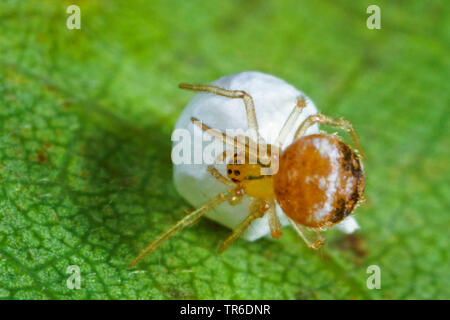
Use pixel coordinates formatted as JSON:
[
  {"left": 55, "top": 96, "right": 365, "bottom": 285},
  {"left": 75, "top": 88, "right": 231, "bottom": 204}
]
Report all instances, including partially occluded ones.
[{"left": 129, "top": 82, "right": 365, "bottom": 267}]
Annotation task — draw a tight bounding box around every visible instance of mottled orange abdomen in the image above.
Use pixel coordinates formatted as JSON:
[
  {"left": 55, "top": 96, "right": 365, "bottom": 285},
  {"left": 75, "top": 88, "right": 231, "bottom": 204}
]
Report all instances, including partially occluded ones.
[{"left": 273, "top": 134, "right": 365, "bottom": 228}]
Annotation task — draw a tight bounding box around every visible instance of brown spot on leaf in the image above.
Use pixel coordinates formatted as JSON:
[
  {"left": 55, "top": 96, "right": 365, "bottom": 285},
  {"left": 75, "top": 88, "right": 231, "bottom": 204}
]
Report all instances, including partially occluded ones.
[
  {"left": 46, "top": 84, "right": 57, "bottom": 92},
  {"left": 335, "top": 234, "right": 367, "bottom": 265},
  {"left": 80, "top": 170, "right": 89, "bottom": 178},
  {"left": 63, "top": 101, "right": 72, "bottom": 109},
  {"left": 37, "top": 151, "right": 47, "bottom": 163}
]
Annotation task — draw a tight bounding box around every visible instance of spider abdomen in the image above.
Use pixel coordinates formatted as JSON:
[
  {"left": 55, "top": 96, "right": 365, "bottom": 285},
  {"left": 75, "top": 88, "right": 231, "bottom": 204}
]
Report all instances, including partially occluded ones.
[{"left": 273, "top": 134, "right": 365, "bottom": 228}]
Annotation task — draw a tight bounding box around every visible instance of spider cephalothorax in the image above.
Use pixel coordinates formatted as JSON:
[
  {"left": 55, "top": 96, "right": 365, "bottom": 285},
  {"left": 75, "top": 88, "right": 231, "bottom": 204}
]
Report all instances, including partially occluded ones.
[{"left": 226, "top": 153, "right": 275, "bottom": 200}]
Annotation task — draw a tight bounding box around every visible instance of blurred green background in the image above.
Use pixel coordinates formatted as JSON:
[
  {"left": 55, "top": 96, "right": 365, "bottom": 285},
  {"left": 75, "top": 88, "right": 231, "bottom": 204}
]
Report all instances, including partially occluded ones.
[{"left": 0, "top": 0, "right": 448, "bottom": 299}]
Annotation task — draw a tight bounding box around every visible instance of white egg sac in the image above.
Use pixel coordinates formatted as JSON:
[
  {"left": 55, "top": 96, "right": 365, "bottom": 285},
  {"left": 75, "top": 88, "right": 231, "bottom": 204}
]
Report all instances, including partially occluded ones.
[{"left": 172, "top": 71, "right": 359, "bottom": 241}]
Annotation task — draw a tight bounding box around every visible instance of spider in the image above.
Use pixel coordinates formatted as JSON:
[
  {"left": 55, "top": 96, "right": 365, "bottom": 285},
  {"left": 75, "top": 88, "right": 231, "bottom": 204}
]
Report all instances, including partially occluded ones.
[{"left": 129, "top": 82, "right": 365, "bottom": 267}]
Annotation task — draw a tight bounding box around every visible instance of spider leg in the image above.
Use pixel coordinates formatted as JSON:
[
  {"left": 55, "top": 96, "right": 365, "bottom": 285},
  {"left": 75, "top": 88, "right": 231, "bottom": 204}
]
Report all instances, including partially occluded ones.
[
  {"left": 218, "top": 198, "right": 269, "bottom": 253},
  {"left": 213, "top": 135, "right": 259, "bottom": 165},
  {"left": 288, "top": 218, "right": 325, "bottom": 250},
  {"left": 180, "top": 83, "right": 259, "bottom": 141},
  {"left": 191, "top": 118, "right": 275, "bottom": 175},
  {"left": 294, "top": 114, "right": 366, "bottom": 159},
  {"left": 129, "top": 188, "right": 241, "bottom": 267},
  {"left": 191, "top": 117, "right": 262, "bottom": 163},
  {"left": 268, "top": 200, "right": 282, "bottom": 239},
  {"left": 274, "top": 96, "right": 307, "bottom": 148}
]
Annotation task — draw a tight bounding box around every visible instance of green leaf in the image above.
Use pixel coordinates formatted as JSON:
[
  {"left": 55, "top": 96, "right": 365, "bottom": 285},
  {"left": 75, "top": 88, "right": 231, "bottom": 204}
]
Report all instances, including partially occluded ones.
[{"left": 0, "top": 0, "right": 448, "bottom": 299}]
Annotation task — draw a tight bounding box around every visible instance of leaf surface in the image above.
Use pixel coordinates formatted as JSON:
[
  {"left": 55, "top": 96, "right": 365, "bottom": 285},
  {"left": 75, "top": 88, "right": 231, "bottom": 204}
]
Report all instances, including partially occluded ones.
[{"left": 0, "top": 0, "right": 448, "bottom": 299}]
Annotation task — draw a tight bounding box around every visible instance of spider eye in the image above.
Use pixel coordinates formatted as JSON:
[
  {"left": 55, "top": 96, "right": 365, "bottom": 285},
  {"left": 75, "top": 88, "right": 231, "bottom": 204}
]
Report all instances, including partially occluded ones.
[
  {"left": 234, "top": 170, "right": 240, "bottom": 176},
  {"left": 227, "top": 169, "right": 232, "bottom": 175}
]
